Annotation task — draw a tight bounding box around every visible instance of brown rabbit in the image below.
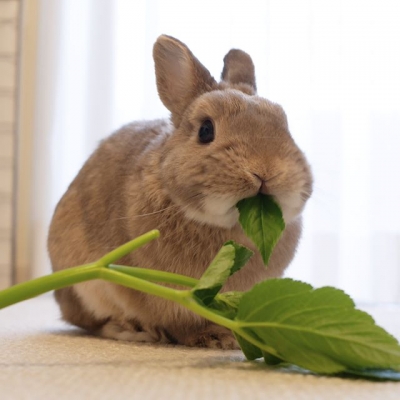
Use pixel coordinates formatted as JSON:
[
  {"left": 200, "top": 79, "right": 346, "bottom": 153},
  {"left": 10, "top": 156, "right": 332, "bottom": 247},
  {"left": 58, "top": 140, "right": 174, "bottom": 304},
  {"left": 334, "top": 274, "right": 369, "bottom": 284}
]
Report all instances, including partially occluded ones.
[{"left": 48, "top": 35, "right": 313, "bottom": 349}]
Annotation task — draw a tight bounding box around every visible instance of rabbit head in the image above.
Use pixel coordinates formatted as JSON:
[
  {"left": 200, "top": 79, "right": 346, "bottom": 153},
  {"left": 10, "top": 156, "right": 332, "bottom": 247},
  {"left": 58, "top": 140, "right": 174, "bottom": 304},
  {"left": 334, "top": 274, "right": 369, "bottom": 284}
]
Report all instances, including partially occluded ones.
[{"left": 153, "top": 35, "right": 313, "bottom": 229}]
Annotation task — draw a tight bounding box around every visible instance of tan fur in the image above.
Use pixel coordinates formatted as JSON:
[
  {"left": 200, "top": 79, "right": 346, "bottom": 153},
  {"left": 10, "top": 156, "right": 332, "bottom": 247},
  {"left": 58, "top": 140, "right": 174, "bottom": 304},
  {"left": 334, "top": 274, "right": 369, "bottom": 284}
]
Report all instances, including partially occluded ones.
[{"left": 48, "top": 35, "right": 313, "bottom": 348}]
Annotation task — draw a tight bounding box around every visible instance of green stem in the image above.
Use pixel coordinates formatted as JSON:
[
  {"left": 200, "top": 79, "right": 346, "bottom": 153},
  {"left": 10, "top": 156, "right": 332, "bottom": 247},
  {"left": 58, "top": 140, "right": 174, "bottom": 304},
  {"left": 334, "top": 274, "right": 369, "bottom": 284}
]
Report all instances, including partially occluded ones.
[
  {"left": 98, "top": 268, "right": 188, "bottom": 304},
  {"left": 0, "top": 227, "right": 245, "bottom": 349},
  {"left": 97, "top": 229, "right": 160, "bottom": 266},
  {"left": 108, "top": 265, "right": 198, "bottom": 288},
  {"left": 96, "top": 268, "right": 239, "bottom": 332},
  {"left": 0, "top": 264, "right": 101, "bottom": 309},
  {"left": 0, "top": 230, "right": 161, "bottom": 310},
  {"left": 178, "top": 294, "right": 238, "bottom": 331},
  {"left": 0, "top": 236, "right": 273, "bottom": 358},
  {"left": 0, "top": 256, "right": 277, "bottom": 359}
]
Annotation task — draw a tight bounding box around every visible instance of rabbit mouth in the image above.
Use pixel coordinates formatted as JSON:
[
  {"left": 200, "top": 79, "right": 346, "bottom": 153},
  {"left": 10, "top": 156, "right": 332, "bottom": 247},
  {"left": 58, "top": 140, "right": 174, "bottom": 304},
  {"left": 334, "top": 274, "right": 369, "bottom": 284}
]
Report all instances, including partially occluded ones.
[{"left": 182, "top": 192, "right": 305, "bottom": 228}]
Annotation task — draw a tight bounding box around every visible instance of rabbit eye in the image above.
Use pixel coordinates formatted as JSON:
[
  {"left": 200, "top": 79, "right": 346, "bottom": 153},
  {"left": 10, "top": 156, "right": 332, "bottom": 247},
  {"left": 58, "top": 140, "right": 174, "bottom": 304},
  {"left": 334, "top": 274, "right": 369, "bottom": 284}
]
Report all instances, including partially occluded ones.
[{"left": 198, "top": 119, "right": 214, "bottom": 144}]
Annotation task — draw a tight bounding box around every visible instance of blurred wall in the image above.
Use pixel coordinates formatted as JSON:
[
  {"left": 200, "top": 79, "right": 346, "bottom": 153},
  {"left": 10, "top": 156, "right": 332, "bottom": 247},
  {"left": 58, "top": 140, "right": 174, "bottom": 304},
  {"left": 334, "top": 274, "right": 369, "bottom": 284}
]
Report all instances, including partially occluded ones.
[{"left": 0, "top": 0, "right": 20, "bottom": 289}]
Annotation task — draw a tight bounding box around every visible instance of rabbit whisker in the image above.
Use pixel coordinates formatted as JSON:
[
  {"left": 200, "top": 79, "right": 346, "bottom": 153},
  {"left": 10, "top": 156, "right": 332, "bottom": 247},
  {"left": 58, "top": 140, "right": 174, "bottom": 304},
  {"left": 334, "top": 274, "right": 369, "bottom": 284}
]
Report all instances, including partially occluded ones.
[{"left": 118, "top": 204, "right": 180, "bottom": 219}]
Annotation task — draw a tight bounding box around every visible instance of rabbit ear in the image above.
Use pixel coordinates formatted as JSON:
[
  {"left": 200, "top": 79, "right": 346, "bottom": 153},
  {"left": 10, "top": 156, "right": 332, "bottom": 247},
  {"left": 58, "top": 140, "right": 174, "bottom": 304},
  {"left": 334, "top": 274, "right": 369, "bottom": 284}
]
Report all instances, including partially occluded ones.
[
  {"left": 221, "top": 49, "right": 257, "bottom": 92},
  {"left": 153, "top": 35, "right": 217, "bottom": 125}
]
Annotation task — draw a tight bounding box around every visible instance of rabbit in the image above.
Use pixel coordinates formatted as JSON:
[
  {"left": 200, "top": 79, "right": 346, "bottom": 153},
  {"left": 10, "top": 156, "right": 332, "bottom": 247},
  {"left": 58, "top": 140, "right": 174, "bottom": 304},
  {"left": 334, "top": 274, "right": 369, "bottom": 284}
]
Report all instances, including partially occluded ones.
[{"left": 48, "top": 35, "right": 313, "bottom": 349}]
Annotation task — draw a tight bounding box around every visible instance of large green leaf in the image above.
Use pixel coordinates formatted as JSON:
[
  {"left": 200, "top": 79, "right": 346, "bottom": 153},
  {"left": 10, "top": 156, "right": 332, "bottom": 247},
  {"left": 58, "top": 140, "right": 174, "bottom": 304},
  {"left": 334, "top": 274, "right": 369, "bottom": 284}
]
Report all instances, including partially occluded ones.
[
  {"left": 237, "top": 194, "right": 285, "bottom": 266},
  {"left": 191, "top": 242, "right": 253, "bottom": 305},
  {"left": 235, "top": 278, "right": 400, "bottom": 374}
]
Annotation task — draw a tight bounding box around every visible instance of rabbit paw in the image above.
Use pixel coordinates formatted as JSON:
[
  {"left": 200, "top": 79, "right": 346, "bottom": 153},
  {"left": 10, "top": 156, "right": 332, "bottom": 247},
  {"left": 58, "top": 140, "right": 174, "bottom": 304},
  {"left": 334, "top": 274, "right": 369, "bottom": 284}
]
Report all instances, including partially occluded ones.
[
  {"left": 98, "top": 319, "right": 158, "bottom": 343},
  {"left": 184, "top": 325, "right": 240, "bottom": 350}
]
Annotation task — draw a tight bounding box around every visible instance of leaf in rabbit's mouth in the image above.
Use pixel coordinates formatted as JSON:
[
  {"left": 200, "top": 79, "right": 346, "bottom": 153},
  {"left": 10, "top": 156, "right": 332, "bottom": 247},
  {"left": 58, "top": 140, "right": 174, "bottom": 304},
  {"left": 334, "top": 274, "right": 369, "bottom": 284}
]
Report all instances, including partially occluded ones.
[{"left": 237, "top": 194, "right": 285, "bottom": 267}]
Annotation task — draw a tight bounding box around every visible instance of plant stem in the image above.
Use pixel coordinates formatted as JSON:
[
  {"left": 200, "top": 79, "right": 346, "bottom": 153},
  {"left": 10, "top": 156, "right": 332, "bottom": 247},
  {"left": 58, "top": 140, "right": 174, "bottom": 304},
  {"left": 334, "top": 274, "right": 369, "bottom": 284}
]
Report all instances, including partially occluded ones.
[
  {"left": 0, "top": 230, "right": 161, "bottom": 310},
  {"left": 178, "top": 294, "right": 239, "bottom": 331},
  {"left": 0, "top": 227, "right": 248, "bottom": 347},
  {"left": 98, "top": 268, "right": 188, "bottom": 304},
  {"left": 108, "top": 265, "right": 198, "bottom": 288},
  {"left": 0, "top": 256, "right": 278, "bottom": 358},
  {"left": 98, "top": 268, "right": 239, "bottom": 331},
  {"left": 0, "top": 264, "right": 101, "bottom": 309},
  {"left": 97, "top": 229, "right": 160, "bottom": 266}
]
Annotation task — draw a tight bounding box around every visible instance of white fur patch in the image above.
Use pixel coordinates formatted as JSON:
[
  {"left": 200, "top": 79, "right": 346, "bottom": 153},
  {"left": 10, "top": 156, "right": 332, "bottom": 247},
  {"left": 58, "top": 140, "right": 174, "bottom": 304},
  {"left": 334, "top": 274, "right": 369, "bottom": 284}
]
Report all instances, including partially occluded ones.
[
  {"left": 74, "top": 281, "right": 116, "bottom": 320},
  {"left": 74, "top": 280, "right": 142, "bottom": 323},
  {"left": 275, "top": 192, "right": 304, "bottom": 223},
  {"left": 184, "top": 195, "right": 239, "bottom": 228}
]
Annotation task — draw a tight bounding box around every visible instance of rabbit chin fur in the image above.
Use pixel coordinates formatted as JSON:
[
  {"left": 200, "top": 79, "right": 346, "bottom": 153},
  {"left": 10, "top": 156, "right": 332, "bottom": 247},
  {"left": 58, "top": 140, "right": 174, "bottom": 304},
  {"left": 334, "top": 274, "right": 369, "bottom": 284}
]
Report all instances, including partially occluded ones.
[
  {"left": 48, "top": 35, "right": 313, "bottom": 349},
  {"left": 185, "top": 195, "right": 239, "bottom": 228}
]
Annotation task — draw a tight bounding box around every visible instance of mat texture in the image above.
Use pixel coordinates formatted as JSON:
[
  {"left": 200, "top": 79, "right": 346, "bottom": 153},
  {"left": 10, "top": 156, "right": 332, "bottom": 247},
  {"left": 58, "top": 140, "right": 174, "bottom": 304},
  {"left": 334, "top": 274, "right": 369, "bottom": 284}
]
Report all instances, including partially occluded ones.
[{"left": 1, "top": 295, "right": 399, "bottom": 399}]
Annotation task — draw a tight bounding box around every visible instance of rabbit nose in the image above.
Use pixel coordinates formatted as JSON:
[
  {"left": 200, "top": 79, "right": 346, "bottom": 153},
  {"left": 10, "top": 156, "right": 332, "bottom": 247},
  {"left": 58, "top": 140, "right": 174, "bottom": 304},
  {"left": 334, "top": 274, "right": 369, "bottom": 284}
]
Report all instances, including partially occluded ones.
[{"left": 253, "top": 173, "right": 271, "bottom": 195}]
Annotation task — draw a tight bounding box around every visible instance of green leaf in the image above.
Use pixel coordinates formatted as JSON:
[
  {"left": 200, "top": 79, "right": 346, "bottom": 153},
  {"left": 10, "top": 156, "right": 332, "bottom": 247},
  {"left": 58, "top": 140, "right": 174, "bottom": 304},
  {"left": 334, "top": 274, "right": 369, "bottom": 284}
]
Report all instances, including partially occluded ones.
[
  {"left": 234, "top": 333, "right": 263, "bottom": 360},
  {"left": 237, "top": 194, "right": 285, "bottom": 266},
  {"left": 235, "top": 278, "right": 400, "bottom": 374},
  {"left": 262, "top": 350, "right": 284, "bottom": 365},
  {"left": 226, "top": 241, "right": 255, "bottom": 275},
  {"left": 214, "top": 291, "right": 243, "bottom": 313},
  {"left": 206, "top": 291, "right": 244, "bottom": 320},
  {"left": 192, "top": 242, "right": 253, "bottom": 306}
]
